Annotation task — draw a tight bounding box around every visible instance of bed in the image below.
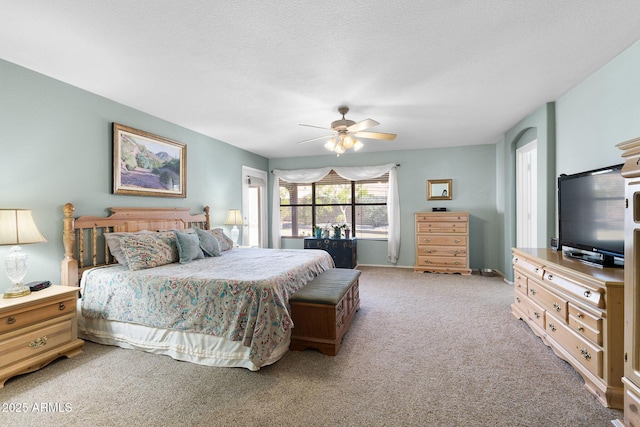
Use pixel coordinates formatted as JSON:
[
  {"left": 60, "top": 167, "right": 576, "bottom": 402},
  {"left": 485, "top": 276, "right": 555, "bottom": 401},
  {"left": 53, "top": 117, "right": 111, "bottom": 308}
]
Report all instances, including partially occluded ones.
[{"left": 60, "top": 203, "right": 334, "bottom": 370}]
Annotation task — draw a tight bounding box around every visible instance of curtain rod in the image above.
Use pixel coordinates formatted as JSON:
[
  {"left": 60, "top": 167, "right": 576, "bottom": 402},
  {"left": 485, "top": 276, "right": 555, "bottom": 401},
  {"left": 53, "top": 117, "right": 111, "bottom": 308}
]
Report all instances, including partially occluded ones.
[{"left": 271, "top": 163, "right": 400, "bottom": 173}]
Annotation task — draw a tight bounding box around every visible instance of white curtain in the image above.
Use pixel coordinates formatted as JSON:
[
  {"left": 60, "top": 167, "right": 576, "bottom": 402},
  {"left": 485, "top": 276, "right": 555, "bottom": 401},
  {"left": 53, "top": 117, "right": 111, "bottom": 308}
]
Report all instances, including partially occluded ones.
[{"left": 272, "top": 163, "right": 400, "bottom": 264}]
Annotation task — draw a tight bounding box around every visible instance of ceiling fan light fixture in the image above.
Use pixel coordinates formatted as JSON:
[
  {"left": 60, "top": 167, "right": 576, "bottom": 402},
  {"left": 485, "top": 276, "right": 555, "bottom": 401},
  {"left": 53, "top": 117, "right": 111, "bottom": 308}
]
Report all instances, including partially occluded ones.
[
  {"left": 343, "top": 135, "right": 355, "bottom": 149},
  {"left": 334, "top": 144, "right": 345, "bottom": 154},
  {"left": 324, "top": 138, "right": 336, "bottom": 151},
  {"left": 353, "top": 140, "right": 364, "bottom": 151}
]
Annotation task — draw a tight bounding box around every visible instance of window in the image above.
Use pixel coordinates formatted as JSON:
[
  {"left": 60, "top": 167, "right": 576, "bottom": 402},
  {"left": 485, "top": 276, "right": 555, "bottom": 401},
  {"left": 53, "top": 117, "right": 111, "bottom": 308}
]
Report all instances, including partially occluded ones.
[{"left": 279, "top": 171, "right": 389, "bottom": 239}]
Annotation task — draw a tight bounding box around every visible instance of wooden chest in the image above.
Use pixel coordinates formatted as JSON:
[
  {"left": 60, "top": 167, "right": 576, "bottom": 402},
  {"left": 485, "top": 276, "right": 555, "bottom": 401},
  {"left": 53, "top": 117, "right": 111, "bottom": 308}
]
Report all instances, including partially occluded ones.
[{"left": 289, "top": 269, "right": 361, "bottom": 356}]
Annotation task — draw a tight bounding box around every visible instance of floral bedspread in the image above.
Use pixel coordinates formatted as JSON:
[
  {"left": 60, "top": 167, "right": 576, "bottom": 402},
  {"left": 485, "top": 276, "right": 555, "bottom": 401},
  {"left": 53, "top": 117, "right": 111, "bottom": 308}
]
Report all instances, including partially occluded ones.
[{"left": 80, "top": 248, "right": 334, "bottom": 368}]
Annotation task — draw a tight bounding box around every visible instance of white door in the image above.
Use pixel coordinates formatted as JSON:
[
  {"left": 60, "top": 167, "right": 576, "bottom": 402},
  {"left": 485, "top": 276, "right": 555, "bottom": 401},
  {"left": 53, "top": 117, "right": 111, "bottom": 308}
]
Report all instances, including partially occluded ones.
[
  {"left": 242, "top": 166, "right": 268, "bottom": 247},
  {"left": 516, "top": 140, "right": 538, "bottom": 248}
]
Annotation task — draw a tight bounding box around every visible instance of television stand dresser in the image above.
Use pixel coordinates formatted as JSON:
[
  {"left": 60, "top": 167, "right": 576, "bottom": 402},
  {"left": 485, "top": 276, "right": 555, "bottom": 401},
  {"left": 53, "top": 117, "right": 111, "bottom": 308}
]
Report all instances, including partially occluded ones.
[{"left": 511, "top": 248, "right": 624, "bottom": 409}]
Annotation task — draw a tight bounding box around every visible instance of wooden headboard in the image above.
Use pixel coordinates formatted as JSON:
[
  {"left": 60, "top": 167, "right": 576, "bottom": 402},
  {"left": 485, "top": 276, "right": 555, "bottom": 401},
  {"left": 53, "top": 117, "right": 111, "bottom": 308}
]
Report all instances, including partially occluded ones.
[{"left": 60, "top": 203, "right": 210, "bottom": 287}]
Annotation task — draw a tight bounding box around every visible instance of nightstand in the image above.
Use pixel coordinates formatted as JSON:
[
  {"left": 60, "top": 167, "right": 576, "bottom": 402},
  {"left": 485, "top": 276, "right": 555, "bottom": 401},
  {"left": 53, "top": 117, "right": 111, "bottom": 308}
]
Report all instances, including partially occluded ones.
[{"left": 0, "top": 285, "right": 84, "bottom": 388}]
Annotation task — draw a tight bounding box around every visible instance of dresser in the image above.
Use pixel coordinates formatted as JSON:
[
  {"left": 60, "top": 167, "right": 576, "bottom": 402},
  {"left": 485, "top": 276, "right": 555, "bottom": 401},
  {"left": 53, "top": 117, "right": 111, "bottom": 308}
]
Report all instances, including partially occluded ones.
[
  {"left": 511, "top": 248, "right": 624, "bottom": 409},
  {"left": 414, "top": 211, "right": 471, "bottom": 275},
  {"left": 304, "top": 237, "right": 357, "bottom": 269},
  {"left": 0, "top": 285, "right": 84, "bottom": 388}
]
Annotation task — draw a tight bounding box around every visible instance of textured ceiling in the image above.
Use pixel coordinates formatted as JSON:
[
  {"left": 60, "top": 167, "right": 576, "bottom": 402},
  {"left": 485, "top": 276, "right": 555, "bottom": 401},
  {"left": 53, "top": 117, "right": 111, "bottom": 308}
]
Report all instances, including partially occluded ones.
[{"left": 1, "top": 1, "right": 640, "bottom": 158}]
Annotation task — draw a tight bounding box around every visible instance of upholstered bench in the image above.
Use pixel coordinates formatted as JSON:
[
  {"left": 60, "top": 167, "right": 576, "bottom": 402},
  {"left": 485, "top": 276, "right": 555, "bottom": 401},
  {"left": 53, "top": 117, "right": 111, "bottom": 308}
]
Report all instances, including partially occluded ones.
[{"left": 289, "top": 268, "right": 361, "bottom": 356}]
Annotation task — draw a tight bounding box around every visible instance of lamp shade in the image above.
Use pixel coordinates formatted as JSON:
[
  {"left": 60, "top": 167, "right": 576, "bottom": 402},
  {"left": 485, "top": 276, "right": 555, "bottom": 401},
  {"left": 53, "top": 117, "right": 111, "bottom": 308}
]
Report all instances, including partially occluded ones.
[
  {"left": 0, "top": 209, "right": 47, "bottom": 245},
  {"left": 223, "top": 209, "right": 243, "bottom": 226}
]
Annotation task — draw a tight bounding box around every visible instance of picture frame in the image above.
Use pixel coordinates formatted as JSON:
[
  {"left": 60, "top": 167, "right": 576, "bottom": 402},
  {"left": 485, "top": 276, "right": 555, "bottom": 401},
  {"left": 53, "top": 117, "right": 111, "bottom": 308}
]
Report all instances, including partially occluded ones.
[
  {"left": 113, "top": 123, "right": 186, "bottom": 198},
  {"left": 427, "top": 179, "right": 452, "bottom": 201}
]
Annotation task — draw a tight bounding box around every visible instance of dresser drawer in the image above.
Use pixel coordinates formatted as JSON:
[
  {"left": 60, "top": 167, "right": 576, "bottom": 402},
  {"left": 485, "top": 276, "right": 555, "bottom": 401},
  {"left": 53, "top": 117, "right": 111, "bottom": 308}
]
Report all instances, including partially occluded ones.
[
  {"left": 0, "top": 297, "right": 76, "bottom": 334},
  {"left": 416, "top": 235, "right": 467, "bottom": 246},
  {"left": 528, "top": 282, "right": 568, "bottom": 322},
  {"left": 624, "top": 386, "right": 640, "bottom": 427},
  {"left": 542, "top": 270, "right": 603, "bottom": 308},
  {"left": 417, "top": 256, "right": 468, "bottom": 268},
  {"left": 512, "top": 255, "right": 544, "bottom": 280},
  {"left": 568, "top": 304, "right": 602, "bottom": 345},
  {"left": 415, "top": 213, "right": 468, "bottom": 223},
  {"left": 513, "top": 270, "right": 528, "bottom": 295},
  {"left": 545, "top": 320, "right": 602, "bottom": 378},
  {"left": 0, "top": 317, "right": 75, "bottom": 369},
  {"left": 514, "top": 290, "right": 545, "bottom": 330},
  {"left": 416, "top": 245, "right": 467, "bottom": 257},
  {"left": 417, "top": 222, "right": 467, "bottom": 233}
]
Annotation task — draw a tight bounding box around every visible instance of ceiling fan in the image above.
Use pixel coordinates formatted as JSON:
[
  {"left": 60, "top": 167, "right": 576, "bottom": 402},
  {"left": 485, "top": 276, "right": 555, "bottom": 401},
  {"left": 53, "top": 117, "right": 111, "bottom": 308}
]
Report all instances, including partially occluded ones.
[{"left": 297, "top": 106, "right": 397, "bottom": 155}]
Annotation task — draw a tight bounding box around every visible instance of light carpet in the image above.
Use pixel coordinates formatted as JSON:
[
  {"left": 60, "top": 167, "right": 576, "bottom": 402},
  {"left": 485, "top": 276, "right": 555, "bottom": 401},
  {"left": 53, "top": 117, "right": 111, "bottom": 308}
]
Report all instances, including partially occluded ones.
[{"left": 0, "top": 266, "right": 623, "bottom": 426}]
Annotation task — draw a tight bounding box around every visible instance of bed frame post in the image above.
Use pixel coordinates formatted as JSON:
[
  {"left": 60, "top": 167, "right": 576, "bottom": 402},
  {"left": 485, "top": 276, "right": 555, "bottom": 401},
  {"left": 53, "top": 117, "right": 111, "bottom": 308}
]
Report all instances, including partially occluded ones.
[
  {"left": 61, "top": 203, "right": 79, "bottom": 287},
  {"left": 204, "top": 206, "right": 210, "bottom": 230}
]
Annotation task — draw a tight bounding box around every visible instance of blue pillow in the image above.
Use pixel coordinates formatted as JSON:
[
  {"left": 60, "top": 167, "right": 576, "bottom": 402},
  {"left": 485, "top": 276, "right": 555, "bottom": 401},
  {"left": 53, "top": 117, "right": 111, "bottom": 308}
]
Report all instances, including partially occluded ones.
[
  {"left": 173, "top": 230, "right": 204, "bottom": 264},
  {"left": 196, "top": 227, "right": 221, "bottom": 257}
]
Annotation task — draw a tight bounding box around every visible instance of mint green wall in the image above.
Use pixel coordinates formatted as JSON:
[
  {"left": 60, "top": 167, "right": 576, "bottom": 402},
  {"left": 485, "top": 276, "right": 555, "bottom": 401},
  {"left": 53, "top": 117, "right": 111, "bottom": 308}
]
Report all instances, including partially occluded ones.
[
  {"left": 499, "top": 103, "right": 556, "bottom": 281},
  {"left": 556, "top": 40, "right": 640, "bottom": 175},
  {"left": 498, "top": 39, "right": 640, "bottom": 281},
  {"left": 0, "top": 60, "right": 268, "bottom": 293},
  {"left": 4, "top": 37, "right": 639, "bottom": 292},
  {"left": 269, "top": 144, "right": 500, "bottom": 271}
]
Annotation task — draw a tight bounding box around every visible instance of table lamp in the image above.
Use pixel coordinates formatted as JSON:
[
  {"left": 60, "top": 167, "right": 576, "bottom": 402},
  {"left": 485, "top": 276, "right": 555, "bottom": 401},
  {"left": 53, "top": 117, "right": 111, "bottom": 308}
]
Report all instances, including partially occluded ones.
[
  {"left": 0, "top": 209, "right": 47, "bottom": 298},
  {"left": 223, "top": 209, "right": 243, "bottom": 247}
]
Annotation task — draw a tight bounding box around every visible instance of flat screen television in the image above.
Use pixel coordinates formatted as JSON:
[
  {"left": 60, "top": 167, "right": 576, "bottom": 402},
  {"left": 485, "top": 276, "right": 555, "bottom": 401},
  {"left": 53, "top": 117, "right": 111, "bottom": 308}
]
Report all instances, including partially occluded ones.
[{"left": 557, "top": 163, "right": 625, "bottom": 268}]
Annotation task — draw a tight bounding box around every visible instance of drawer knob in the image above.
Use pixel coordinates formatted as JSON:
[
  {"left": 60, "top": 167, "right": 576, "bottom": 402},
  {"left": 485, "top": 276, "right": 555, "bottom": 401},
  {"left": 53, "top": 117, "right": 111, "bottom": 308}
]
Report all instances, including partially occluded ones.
[
  {"left": 548, "top": 322, "right": 556, "bottom": 331},
  {"left": 530, "top": 288, "right": 537, "bottom": 296},
  {"left": 516, "top": 297, "right": 521, "bottom": 303},
  {"left": 547, "top": 274, "right": 553, "bottom": 280},
  {"left": 7, "top": 316, "right": 16, "bottom": 325},
  {"left": 553, "top": 302, "right": 561, "bottom": 312},
  {"left": 424, "top": 238, "right": 431, "bottom": 243},
  {"left": 454, "top": 239, "right": 461, "bottom": 243},
  {"left": 534, "top": 311, "right": 541, "bottom": 319},
  {"left": 584, "top": 290, "right": 591, "bottom": 298},
  {"left": 577, "top": 313, "right": 583, "bottom": 318},
  {"left": 59, "top": 302, "right": 66, "bottom": 310},
  {"left": 535, "top": 268, "right": 540, "bottom": 273},
  {"left": 29, "top": 336, "right": 48, "bottom": 349},
  {"left": 578, "top": 326, "right": 584, "bottom": 332},
  {"left": 580, "top": 348, "right": 591, "bottom": 360}
]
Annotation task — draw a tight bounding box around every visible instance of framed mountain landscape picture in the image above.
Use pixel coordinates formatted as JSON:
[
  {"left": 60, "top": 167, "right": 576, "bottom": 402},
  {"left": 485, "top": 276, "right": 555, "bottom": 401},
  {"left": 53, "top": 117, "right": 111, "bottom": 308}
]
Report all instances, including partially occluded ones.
[{"left": 113, "top": 123, "right": 186, "bottom": 197}]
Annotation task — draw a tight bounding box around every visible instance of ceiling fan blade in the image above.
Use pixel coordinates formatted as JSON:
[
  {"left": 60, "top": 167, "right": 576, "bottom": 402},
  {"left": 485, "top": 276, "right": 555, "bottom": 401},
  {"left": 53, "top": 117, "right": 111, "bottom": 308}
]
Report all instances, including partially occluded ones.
[
  {"left": 297, "top": 134, "right": 334, "bottom": 145},
  {"left": 299, "top": 123, "right": 334, "bottom": 131},
  {"left": 354, "top": 131, "right": 397, "bottom": 141},
  {"left": 347, "top": 118, "right": 379, "bottom": 133}
]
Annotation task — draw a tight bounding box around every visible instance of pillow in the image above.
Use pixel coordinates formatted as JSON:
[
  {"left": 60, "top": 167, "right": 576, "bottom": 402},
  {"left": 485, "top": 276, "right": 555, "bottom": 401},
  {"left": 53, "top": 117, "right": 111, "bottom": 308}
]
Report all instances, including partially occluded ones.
[
  {"left": 119, "top": 233, "right": 176, "bottom": 271},
  {"left": 154, "top": 230, "right": 180, "bottom": 263},
  {"left": 207, "top": 228, "right": 233, "bottom": 251},
  {"left": 174, "top": 230, "right": 205, "bottom": 263},
  {"left": 196, "top": 227, "right": 221, "bottom": 257},
  {"left": 105, "top": 231, "right": 153, "bottom": 266}
]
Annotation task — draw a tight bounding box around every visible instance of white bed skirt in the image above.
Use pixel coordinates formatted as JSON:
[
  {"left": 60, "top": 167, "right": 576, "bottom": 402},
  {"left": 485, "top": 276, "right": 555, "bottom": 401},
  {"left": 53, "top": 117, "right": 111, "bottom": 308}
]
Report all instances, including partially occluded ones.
[{"left": 76, "top": 302, "right": 290, "bottom": 371}]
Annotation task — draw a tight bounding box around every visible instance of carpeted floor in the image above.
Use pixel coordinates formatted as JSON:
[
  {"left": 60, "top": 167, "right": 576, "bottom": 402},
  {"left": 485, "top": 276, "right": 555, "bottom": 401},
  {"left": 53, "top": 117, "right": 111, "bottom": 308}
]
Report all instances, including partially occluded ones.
[{"left": 0, "top": 267, "right": 623, "bottom": 426}]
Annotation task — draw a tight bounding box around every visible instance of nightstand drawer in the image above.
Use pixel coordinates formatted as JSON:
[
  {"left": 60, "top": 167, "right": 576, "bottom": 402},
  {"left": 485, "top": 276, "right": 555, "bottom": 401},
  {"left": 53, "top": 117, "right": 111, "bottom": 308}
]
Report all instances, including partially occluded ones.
[
  {"left": 0, "top": 296, "right": 76, "bottom": 334},
  {"left": 0, "top": 316, "right": 74, "bottom": 369}
]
